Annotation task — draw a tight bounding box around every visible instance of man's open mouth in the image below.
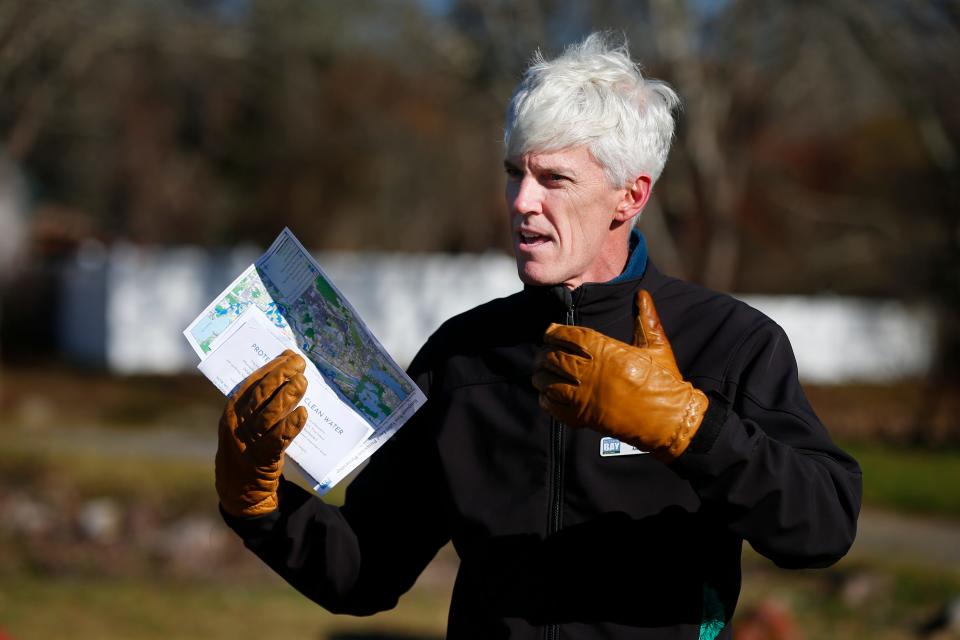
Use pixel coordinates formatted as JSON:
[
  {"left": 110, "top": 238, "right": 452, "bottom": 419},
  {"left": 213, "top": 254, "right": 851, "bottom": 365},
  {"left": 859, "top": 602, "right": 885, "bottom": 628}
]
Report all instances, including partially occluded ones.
[{"left": 518, "top": 231, "right": 550, "bottom": 247}]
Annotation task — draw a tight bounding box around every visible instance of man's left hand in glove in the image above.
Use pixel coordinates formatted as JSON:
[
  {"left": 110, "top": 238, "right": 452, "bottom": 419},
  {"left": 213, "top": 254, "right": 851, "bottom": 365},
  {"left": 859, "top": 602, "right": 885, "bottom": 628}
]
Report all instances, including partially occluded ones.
[
  {"left": 533, "top": 289, "right": 708, "bottom": 463},
  {"left": 216, "top": 350, "right": 309, "bottom": 517}
]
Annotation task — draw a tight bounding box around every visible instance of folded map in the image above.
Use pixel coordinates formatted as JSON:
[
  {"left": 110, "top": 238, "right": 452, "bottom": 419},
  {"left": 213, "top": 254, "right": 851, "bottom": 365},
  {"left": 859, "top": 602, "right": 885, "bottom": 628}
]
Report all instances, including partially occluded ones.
[{"left": 183, "top": 228, "right": 427, "bottom": 494}]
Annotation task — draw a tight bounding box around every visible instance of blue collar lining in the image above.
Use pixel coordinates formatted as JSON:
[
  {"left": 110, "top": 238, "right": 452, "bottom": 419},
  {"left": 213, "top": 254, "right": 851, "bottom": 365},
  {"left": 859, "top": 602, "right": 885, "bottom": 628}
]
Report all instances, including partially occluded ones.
[{"left": 608, "top": 228, "right": 648, "bottom": 283}]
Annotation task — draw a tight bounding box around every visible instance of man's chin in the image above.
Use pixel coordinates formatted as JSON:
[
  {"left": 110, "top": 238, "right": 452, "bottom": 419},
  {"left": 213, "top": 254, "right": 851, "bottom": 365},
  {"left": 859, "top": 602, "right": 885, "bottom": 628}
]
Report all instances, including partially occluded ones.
[{"left": 516, "top": 263, "right": 562, "bottom": 287}]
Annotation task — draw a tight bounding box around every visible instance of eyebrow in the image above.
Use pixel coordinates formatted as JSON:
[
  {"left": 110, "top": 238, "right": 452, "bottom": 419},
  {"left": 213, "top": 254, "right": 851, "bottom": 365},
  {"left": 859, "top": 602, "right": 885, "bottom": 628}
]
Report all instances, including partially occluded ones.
[{"left": 503, "top": 158, "right": 576, "bottom": 177}]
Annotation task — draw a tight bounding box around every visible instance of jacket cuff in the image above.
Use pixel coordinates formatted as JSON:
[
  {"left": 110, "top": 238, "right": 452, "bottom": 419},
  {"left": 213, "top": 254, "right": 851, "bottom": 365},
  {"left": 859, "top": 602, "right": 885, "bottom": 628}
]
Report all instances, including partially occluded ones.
[
  {"left": 685, "top": 390, "right": 730, "bottom": 455},
  {"left": 219, "top": 503, "right": 281, "bottom": 541},
  {"left": 671, "top": 391, "right": 755, "bottom": 483},
  {"left": 218, "top": 476, "right": 307, "bottom": 542}
]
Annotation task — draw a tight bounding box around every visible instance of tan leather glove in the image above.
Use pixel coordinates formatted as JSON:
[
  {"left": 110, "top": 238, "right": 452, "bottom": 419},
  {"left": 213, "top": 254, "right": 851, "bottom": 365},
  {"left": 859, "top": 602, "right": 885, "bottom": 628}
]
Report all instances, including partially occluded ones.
[
  {"left": 533, "top": 290, "right": 708, "bottom": 462},
  {"left": 215, "top": 349, "right": 309, "bottom": 517}
]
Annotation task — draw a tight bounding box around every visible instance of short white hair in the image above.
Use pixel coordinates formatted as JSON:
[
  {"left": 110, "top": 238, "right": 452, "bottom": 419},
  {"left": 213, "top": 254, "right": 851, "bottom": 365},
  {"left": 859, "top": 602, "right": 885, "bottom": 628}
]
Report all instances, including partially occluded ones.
[{"left": 504, "top": 32, "right": 680, "bottom": 187}]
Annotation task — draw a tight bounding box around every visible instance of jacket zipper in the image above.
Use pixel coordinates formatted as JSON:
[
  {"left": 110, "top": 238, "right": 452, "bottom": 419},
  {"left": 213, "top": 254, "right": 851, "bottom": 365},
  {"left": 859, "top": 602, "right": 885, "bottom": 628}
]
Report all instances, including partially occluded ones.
[
  {"left": 545, "top": 297, "right": 576, "bottom": 640},
  {"left": 552, "top": 301, "right": 575, "bottom": 535}
]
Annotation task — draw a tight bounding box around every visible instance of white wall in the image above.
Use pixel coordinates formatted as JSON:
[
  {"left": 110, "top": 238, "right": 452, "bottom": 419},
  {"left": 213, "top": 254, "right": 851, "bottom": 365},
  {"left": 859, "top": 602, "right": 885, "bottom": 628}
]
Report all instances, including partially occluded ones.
[
  {"left": 59, "top": 245, "right": 937, "bottom": 383},
  {"left": 737, "top": 295, "right": 936, "bottom": 384}
]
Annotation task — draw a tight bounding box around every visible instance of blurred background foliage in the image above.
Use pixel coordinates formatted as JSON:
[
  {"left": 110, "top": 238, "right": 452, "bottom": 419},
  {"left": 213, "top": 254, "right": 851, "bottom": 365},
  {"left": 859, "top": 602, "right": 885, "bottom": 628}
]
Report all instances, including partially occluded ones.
[{"left": 1, "top": 0, "right": 957, "bottom": 293}]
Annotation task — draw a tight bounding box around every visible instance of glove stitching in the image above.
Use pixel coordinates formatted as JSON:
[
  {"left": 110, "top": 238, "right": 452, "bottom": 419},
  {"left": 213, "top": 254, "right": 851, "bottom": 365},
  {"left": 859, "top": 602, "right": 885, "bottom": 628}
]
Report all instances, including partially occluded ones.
[{"left": 664, "top": 391, "right": 705, "bottom": 460}]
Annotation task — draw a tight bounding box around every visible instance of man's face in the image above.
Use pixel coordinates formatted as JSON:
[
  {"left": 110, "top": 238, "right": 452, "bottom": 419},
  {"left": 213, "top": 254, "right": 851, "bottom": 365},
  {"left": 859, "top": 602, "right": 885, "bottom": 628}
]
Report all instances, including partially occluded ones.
[{"left": 505, "top": 146, "right": 627, "bottom": 289}]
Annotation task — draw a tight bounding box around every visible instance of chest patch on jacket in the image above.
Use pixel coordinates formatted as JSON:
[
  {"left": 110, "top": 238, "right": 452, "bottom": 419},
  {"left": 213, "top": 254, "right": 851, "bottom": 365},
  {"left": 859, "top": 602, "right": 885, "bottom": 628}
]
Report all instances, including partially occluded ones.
[{"left": 599, "top": 437, "right": 647, "bottom": 457}]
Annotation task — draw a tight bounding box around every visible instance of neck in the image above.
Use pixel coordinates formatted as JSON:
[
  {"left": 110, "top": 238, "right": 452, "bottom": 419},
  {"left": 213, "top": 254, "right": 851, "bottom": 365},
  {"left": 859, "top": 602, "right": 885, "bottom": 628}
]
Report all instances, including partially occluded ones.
[{"left": 562, "top": 227, "right": 633, "bottom": 289}]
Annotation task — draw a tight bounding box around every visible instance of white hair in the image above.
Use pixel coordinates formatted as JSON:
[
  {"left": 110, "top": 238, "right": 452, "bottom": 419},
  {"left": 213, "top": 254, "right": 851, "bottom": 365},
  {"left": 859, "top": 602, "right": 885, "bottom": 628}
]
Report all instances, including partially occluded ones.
[{"left": 504, "top": 32, "right": 680, "bottom": 187}]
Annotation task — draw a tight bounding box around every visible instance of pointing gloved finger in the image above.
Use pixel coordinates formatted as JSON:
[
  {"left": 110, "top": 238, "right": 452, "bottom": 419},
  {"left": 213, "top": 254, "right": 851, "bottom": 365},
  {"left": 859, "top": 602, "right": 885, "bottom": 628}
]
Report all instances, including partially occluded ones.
[
  {"left": 238, "top": 373, "right": 308, "bottom": 445},
  {"left": 235, "top": 351, "right": 307, "bottom": 424},
  {"left": 633, "top": 290, "right": 674, "bottom": 356}
]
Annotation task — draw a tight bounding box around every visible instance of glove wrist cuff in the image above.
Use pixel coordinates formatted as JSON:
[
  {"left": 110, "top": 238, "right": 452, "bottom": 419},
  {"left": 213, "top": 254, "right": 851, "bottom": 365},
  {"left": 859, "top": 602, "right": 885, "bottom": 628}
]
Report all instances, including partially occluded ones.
[
  {"left": 654, "top": 388, "right": 709, "bottom": 462},
  {"left": 216, "top": 463, "right": 284, "bottom": 518},
  {"left": 684, "top": 390, "right": 730, "bottom": 456}
]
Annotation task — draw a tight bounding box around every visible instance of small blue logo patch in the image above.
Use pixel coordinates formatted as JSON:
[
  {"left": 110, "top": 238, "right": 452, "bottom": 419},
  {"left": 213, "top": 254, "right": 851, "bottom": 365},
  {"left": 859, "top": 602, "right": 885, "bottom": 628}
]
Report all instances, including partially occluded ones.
[
  {"left": 599, "top": 437, "right": 646, "bottom": 457},
  {"left": 601, "top": 437, "right": 621, "bottom": 456}
]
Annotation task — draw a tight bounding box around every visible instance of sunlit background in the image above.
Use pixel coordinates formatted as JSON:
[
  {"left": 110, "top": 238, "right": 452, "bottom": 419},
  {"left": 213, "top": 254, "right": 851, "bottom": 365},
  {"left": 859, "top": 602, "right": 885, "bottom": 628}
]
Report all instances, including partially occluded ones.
[{"left": 1, "top": 1, "right": 959, "bottom": 638}]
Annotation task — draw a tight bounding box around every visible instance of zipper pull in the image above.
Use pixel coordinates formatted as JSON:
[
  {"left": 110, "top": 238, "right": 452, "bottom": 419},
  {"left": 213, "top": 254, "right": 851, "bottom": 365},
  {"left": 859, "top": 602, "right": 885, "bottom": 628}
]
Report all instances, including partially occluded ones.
[{"left": 561, "top": 287, "right": 574, "bottom": 325}]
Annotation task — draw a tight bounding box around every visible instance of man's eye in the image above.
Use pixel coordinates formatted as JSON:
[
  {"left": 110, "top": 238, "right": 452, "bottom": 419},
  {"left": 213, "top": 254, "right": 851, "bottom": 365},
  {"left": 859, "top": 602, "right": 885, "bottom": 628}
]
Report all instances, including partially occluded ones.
[
  {"left": 504, "top": 166, "right": 523, "bottom": 179},
  {"left": 548, "top": 174, "right": 569, "bottom": 183}
]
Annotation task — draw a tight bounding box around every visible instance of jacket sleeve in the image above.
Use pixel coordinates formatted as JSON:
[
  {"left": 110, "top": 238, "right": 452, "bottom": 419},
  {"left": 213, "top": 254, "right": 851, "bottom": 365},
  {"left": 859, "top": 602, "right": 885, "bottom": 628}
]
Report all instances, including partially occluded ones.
[
  {"left": 220, "top": 362, "right": 451, "bottom": 616},
  {"left": 672, "top": 318, "right": 862, "bottom": 569}
]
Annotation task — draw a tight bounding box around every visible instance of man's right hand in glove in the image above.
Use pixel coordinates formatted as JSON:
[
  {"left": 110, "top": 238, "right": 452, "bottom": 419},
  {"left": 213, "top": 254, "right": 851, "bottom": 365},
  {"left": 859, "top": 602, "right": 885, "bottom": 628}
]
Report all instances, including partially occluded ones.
[{"left": 215, "top": 349, "right": 309, "bottom": 518}]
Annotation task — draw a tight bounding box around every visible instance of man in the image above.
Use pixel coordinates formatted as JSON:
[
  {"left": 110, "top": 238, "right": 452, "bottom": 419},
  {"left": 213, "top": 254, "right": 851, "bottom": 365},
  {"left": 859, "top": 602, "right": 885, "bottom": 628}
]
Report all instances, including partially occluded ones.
[{"left": 216, "top": 33, "right": 862, "bottom": 639}]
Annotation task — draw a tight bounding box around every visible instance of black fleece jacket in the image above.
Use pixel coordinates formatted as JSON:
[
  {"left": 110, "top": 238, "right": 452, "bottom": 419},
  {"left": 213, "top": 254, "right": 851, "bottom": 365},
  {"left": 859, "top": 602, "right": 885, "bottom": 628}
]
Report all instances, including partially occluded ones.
[{"left": 223, "top": 261, "right": 862, "bottom": 640}]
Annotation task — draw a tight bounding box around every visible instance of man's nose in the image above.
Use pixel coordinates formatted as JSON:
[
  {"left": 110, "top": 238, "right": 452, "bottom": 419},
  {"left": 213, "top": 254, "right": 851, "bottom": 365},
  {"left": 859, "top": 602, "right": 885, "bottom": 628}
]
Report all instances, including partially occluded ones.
[{"left": 509, "top": 175, "right": 543, "bottom": 216}]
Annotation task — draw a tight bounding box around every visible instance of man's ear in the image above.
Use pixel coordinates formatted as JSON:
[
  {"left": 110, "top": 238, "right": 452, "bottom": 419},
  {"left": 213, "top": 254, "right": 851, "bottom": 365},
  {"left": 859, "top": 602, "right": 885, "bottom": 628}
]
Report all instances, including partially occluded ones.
[{"left": 615, "top": 174, "right": 652, "bottom": 224}]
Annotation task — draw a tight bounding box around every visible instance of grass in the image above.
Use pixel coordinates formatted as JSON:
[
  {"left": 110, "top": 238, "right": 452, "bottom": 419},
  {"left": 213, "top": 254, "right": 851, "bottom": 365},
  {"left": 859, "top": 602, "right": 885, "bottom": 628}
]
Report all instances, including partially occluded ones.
[
  {"left": 0, "top": 426, "right": 348, "bottom": 512},
  {"left": 738, "top": 550, "right": 960, "bottom": 639},
  {"left": 1, "top": 555, "right": 957, "bottom": 640},
  {"left": 0, "top": 574, "right": 449, "bottom": 640},
  {"left": 843, "top": 442, "right": 960, "bottom": 518},
  {"left": 0, "top": 423, "right": 447, "bottom": 639},
  {"left": 0, "top": 436, "right": 215, "bottom": 514},
  {"left": 3, "top": 411, "right": 960, "bottom": 639},
  {"left": 5, "top": 427, "right": 959, "bottom": 519}
]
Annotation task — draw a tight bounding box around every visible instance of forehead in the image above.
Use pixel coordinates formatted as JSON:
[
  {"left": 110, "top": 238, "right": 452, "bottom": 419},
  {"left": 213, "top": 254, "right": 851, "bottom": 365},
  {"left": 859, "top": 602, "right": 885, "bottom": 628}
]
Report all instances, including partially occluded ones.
[{"left": 505, "top": 145, "right": 603, "bottom": 174}]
